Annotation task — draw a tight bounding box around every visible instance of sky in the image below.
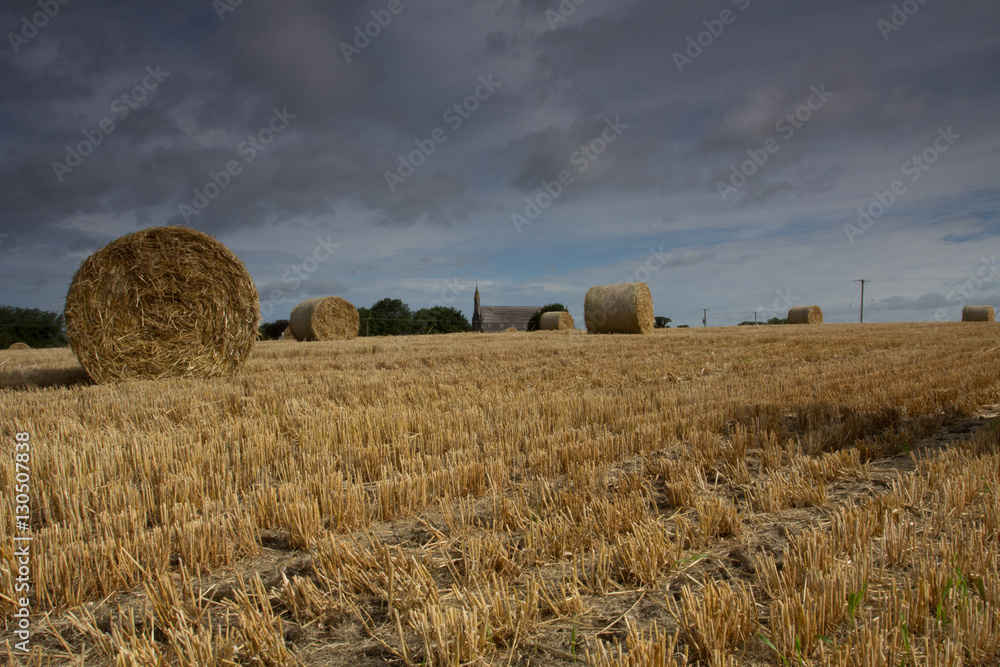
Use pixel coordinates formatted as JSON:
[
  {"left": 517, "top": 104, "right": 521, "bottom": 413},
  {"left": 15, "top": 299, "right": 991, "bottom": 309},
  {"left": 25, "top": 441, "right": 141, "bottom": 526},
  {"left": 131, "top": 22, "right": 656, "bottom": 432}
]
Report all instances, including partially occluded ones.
[{"left": 1, "top": 0, "right": 998, "bottom": 327}]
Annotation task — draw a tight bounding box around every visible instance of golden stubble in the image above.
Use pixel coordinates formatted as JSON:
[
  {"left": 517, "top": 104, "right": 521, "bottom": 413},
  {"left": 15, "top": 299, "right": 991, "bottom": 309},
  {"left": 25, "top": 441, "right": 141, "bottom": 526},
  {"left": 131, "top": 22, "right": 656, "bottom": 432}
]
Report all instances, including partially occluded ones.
[{"left": 0, "top": 322, "right": 998, "bottom": 664}]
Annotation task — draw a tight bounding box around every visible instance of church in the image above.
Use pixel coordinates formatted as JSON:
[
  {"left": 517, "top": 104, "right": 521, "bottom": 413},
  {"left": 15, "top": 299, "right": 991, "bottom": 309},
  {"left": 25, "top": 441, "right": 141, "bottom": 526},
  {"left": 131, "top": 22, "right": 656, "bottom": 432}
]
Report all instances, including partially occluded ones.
[{"left": 472, "top": 285, "right": 542, "bottom": 333}]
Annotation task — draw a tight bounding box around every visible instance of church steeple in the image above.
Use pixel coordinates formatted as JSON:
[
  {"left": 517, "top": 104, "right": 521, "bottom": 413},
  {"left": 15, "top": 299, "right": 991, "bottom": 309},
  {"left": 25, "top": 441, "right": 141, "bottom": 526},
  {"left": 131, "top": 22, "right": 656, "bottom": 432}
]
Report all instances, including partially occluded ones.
[{"left": 473, "top": 282, "right": 481, "bottom": 332}]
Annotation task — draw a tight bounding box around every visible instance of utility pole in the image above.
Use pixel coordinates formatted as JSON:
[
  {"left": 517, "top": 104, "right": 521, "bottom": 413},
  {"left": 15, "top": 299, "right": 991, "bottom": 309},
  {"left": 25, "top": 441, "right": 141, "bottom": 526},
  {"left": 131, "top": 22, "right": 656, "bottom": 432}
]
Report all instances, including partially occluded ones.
[
  {"left": 703, "top": 308, "right": 708, "bottom": 327},
  {"left": 754, "top": 311, "right": 757, "bottom": 325},
  {"left": 855, "top": 279, "right": 866, "bottom": 323}
]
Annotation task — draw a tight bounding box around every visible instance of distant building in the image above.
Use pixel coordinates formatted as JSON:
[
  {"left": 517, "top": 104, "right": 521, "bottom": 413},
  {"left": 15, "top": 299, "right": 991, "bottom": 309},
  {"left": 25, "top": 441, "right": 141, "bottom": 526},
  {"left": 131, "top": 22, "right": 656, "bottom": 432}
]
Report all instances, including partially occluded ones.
[{"left": 472, "top": 285, "right": 541, "bottom": 333}]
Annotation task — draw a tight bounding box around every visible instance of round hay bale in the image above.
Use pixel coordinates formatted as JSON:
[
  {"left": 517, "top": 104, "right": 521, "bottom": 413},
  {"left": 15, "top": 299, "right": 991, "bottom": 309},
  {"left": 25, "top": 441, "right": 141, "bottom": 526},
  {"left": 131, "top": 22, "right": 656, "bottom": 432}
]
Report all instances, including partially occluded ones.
[
  {"left": 65, "top": 226, "right": 259, "bottom": 383},
  {"left": 962, "top": 305, "right": 994, "bottom": 322},
  {"left": 504, "top": 327, "right": 519, "bottom": 333},
  {"left": 289, "top": 297, "right": 359, "bottom": 341},
  {"left": 540, "top": 311, "right": 574, "bottom": 331},
  {"left": 279, "top": 326, "right": 292, "bottom": 341},
  {"left": 584, "top": 282, "right": 654, "bottom": 334},
  {"left": 787, "top": 305, "right": 823, "bottom": 324},
  {"left": 7, "top": 342, "right": 30, "bottom": 350}
]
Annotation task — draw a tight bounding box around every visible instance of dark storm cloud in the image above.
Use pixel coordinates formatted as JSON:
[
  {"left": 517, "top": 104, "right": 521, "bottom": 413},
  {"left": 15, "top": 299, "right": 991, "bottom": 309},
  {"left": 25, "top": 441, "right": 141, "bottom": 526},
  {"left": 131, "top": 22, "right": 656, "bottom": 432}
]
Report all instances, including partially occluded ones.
[
  {"left": 210, "top": 1, "right": 376, "bottom": 118},
  {"left": 0, "top": 0, "right": 998, "bottom": 321}
]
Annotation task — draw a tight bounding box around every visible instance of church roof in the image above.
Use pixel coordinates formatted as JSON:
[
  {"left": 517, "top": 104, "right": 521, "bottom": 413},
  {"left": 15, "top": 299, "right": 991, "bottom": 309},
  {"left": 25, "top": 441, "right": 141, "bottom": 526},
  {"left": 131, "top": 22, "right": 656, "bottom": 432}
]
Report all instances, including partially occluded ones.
[{"left": 476, "top": 306, "right": 541, "bottom": 333}]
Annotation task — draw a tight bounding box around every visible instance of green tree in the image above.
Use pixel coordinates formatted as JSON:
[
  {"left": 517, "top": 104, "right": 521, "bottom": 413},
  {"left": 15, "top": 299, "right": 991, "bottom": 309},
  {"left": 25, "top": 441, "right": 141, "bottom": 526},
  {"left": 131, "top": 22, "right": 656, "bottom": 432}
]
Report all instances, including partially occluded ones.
[
  {"left": 258, "top": 320, "right": 289, "bottom": 340},
  {"left": 360, "top": 298, "right": 413, "bottom": 336},
  {"left": 412, "top": 306, "right": 471, "bottom": 334},
  {"left": 654, "top": 316, "right": 672, "bottom": 328},
  {"left": 527, "top": 303, "right": 568, "bottom": 331},
  {"left": 766, "top": 317, "right": 788, "bottom": 325},
  {"left": 0, "top": 305, "right": 66, "bottom": 348}
]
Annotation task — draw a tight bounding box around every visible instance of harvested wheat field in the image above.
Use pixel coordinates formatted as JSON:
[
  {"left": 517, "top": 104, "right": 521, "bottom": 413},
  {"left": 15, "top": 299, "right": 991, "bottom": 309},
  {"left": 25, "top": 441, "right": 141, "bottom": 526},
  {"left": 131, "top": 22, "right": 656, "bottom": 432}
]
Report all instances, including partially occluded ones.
[{"left": 2, "top": 323, "right": 1000, "bottom": 666}]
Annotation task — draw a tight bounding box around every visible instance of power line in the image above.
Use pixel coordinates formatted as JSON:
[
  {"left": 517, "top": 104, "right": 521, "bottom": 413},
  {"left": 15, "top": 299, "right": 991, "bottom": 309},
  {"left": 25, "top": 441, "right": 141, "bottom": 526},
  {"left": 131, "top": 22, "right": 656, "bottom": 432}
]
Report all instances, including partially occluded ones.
[
  {"left": 695, "top": 280, "right": 857, "bottom": 313},
  {"left": 841, "top": 283, "right": 862, "bottom": 324},
  {"left": 865, "top": 285, "right": 887, "bottom": 323}
]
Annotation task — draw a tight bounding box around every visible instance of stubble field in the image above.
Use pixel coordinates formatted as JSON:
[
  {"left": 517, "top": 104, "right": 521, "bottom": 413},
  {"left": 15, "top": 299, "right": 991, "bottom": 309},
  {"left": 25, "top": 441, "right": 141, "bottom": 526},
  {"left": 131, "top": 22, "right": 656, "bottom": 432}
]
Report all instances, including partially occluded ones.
[{"left": 1, "top": 323, "right": 999, "bottom": 666}]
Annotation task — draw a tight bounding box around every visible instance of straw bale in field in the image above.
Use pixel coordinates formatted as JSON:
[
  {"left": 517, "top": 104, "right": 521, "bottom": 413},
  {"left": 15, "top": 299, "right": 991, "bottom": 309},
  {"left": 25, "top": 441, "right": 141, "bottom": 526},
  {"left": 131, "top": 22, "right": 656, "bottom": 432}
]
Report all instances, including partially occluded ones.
[
  {"left": 540, "top": 311, "right": 574, "bottom": 331},
  {"left": 289, "top": 297, "right": 359, "bottom": 341},
  {"left": 64, "top": 226, "right": 259, "bottom": 383},
  {"left": 962, "top": 305, "right": 994, "bottom": 322},
  {"left": 7, "top": 342, "right": 30, "bottom": 350},
  {"left": 787, "top": 305, "right": 823, "bottom": 324},
  {"left": 504, "top": 327, "right": 519, "bottom": 333},
  {"left": 584, "top": 282, "right": 654, "bottom": 334},
  {"left": 279, "top": 326, "right": 292, "bottom": 341}
]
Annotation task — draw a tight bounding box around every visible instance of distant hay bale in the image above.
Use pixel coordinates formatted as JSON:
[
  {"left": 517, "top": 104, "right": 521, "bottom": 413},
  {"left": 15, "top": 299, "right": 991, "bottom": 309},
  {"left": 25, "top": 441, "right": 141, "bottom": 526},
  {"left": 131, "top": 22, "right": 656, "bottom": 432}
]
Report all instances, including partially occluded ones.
[
  {"left": 962, "top": 305, "right": 994, "bottom": 322},
  {"left": 787, "top": 305, "right": 823, "bottom": 324},
  {"left": 289, "top": 297, "right": 359, "bottom": 341},
  {"left": 540, "top": 311, "right": 574, "bottom": 331},
  {"left": 584, "top": 282, "right": 654, "bottom": 334},
  {"left": 279, "top": 326, "right": 292, "bottom": 341},
  {"left": 64, "top": 226, "right": 259, "bottom": 383},
  {"left": 504, "top": 327, "right": 519, "bottom": 333},
  {"left": 7, "top": 342, "right": 30, "bottom": 350}
]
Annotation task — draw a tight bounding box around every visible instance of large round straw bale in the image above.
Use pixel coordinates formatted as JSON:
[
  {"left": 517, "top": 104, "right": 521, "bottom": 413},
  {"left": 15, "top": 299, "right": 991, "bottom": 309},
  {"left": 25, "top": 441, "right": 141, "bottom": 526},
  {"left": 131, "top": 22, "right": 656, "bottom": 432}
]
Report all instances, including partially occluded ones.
[
  {"left": 787, "top": 305, "right": 823, "bottom": 324},
  {"left": 540, "top": 311, "right": 574, "bottom": 331},
  {"left": 64, "top": 226, "right": 259, "bottom": 383},
  {"left": 962, "top": 305, "right": 994, "bottom": 322},
  {"left": 289, "top": 297, "right": 359, "bottom": 341},
  {"left": 584, "top": 282, "right": 654, "bottom": 334},
  {"left": 7, "top": 342, "right": 30, "bottom": 350}
]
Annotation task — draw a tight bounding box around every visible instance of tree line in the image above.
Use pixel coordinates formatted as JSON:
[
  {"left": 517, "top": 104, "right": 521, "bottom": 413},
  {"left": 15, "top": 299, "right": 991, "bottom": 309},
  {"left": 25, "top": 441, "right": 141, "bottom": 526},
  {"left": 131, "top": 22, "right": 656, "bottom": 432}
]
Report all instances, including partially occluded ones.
[
  {"left": 358, "top": 299, "right": 472, "bottom": 336},
  {"left": 0, "top": 305, "right": 67, "bottom": 348},
  {"left": 261, "top": 301, "right": 680, "bottom": 338},
  {"left": 259, "top": 298, "right": 473, "bottom": 339}
]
